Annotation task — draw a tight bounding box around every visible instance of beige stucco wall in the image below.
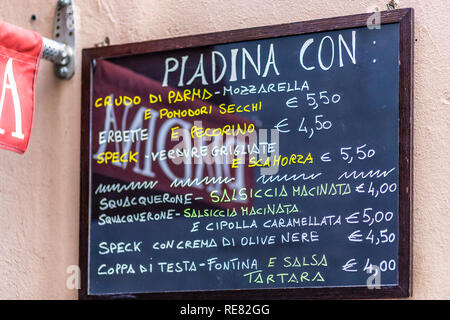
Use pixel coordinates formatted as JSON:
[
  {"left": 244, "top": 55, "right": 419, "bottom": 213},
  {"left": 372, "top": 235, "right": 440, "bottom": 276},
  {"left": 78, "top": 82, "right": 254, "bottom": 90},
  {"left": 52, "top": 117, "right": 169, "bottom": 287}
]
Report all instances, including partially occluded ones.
[{"left": 0, "top": 0, "right": 448, "bottom": 299}]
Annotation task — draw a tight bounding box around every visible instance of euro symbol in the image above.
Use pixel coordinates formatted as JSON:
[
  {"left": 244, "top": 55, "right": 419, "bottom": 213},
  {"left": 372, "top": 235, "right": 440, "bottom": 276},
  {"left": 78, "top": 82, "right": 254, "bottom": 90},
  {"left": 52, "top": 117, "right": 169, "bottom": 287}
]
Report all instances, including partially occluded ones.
[
  {"left": 274, "top": 118, "right": 290, "bottom": 133},
  {"left": 348, "top": 230, "right": 363, "bottom": 242},
  {"left": 286, "top": 97, "right": 298, "bottom": 108},
  {"left": 342, "top": 259, "right": 358, "bottom": 272},
  {"left": 345, "top": 211, "right": 359, "bottom": 224}
]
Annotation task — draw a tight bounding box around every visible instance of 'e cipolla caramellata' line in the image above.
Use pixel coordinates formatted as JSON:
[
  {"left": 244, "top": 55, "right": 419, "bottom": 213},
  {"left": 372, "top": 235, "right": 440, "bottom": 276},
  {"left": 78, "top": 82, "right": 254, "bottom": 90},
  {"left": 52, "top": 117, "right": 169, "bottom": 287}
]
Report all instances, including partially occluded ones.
[
  {"left": 185, "top": 216, "right": 341, "bottom": 233},
  {"left": 185, "top": 213, "right": 342, "bottom": 230}
]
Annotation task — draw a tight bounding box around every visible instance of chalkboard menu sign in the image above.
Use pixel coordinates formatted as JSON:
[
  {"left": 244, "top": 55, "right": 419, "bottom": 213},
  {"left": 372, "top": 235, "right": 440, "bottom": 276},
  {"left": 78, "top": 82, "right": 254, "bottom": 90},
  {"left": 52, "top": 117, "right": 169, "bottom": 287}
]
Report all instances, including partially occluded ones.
[{"left": 79, "top": 8, "right": 413, "bottom": 299}]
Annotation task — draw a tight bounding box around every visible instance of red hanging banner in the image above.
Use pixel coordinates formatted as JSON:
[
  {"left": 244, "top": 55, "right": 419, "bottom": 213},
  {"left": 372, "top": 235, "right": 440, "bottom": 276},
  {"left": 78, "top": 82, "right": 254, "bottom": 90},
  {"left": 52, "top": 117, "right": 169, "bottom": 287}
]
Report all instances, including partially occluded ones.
[{"left": 0, "top": 21, "right": 43, "bottom": 153}]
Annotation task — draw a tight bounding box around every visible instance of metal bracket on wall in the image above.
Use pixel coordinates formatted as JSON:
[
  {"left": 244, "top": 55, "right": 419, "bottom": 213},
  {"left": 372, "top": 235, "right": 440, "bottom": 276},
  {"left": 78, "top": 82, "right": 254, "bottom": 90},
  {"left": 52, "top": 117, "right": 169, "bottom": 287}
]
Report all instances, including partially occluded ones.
[
  {"left": 41, "top": 0, "right": 76, "bottom": 80},
  {"left": 386, "top": 1, "right": 399, "bottom": 10}
]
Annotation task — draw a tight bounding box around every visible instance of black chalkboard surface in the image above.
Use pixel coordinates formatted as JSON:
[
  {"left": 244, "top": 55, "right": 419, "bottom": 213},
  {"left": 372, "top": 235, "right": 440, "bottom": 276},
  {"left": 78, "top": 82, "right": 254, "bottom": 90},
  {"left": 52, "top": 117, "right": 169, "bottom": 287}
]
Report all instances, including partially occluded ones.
[{"left": 79, "top": 8, "right": 413, "bottom": 299}]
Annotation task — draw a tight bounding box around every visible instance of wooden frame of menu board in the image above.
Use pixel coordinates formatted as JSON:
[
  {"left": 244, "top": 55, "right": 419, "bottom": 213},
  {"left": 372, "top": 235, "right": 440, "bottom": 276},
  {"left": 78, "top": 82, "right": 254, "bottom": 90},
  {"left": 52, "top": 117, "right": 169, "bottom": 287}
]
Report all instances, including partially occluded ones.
[{"left": 79, "top": 8, "right": 413, "bottom": 300}]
